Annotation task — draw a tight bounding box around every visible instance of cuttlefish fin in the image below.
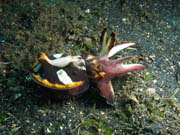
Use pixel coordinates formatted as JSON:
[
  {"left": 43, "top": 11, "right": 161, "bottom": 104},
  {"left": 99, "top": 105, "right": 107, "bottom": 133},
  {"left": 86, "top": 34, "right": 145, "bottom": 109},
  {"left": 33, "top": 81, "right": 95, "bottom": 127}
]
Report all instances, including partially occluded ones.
[{"left": 98, "top": 79, "right": 114, "bottom": 105}]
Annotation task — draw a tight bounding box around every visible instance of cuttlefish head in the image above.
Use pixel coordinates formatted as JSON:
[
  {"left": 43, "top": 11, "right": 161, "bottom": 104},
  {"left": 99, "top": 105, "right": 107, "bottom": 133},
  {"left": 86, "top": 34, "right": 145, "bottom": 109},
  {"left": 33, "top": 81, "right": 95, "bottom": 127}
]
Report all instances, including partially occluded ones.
[{"left": 81, "top": 29, "right": 145, "bottom": 105}]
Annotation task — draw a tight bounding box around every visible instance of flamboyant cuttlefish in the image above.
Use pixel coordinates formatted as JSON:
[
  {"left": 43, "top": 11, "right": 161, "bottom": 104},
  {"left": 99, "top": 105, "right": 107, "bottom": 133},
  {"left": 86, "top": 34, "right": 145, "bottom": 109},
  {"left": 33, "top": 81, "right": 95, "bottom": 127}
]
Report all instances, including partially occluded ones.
[{"left": 31, "top": 29, "right": 145, "bottom": 105}]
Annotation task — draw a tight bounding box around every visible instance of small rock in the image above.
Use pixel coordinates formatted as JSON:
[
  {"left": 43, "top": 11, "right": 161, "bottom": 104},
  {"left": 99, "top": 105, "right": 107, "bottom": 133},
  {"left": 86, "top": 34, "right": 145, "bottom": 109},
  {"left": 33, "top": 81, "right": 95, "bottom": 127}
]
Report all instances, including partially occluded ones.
[
  {"left": 178, "top": 62, "right": 180, "bottom": 68},
  {"left": 146, "top": 88, "right": 156, "bottom": 95},
  {"left": 122, "top": 18, "right": 127, "bottom": 22},
  {"left": 85, "top": 9, "right": 90, "bottom": 13}
]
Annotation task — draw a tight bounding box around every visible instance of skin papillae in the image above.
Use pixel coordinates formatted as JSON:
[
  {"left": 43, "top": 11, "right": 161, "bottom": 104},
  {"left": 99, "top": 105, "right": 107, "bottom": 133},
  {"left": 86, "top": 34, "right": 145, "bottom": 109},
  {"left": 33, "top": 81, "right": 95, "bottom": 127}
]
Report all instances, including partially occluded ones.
[{"left": 81, "top": 29, "right": 145, "bottom": 105}]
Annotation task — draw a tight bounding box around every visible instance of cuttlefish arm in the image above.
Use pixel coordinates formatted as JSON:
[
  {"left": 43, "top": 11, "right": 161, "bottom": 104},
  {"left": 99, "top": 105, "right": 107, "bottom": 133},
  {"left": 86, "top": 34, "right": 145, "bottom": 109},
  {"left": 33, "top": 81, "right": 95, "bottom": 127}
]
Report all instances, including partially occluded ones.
[
  {"left": 98, "top": 79, "right": 114, "bottom": 105},
  {"left": 95, "top": 42, "right": 145, "bottom": 105},
  {"left": 98, "top": 56, "right": 145, "bottom": 76}
]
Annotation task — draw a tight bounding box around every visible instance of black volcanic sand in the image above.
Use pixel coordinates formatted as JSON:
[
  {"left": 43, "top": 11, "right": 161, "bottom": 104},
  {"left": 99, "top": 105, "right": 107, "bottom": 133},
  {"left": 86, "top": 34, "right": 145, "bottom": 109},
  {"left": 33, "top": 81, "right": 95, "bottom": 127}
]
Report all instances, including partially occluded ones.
[{"left": 0, "top": 0, "right": 179, "bottom": 134}]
